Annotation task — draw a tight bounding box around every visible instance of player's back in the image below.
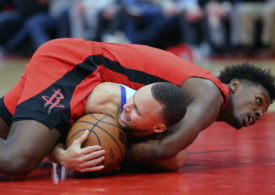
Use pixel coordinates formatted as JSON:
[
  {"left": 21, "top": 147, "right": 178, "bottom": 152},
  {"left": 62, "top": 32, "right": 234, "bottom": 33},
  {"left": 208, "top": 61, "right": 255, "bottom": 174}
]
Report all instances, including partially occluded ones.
[{"left": 99, "top": 41, "right": 213, "bottom": 87}]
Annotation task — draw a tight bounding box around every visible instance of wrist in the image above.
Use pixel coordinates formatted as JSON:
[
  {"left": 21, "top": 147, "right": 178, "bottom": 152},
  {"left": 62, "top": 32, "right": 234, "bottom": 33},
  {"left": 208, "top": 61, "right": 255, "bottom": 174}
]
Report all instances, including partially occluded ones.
[{"left": 49, "top": 143, "right": 66, "bottom": 165}]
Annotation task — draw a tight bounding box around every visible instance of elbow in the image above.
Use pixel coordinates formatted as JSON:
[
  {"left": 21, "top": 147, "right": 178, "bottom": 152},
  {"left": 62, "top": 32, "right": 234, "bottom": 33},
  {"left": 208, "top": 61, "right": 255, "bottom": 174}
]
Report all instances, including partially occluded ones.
[
  {"left": 155, "top": 149, "right": 187, "bottom": 171},
  {"left": 164, "top": 156, "right": 187, "bottom": 171},
  {"left": 170, "top": 149, "right": 188, "bottom": 170}
]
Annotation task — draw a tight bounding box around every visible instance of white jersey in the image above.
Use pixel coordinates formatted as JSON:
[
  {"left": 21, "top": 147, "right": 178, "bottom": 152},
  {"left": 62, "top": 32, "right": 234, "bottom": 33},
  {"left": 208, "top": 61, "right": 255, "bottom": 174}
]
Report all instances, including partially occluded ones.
[{"left": 119, "top": 84, "right": 136, "bottom": 112}]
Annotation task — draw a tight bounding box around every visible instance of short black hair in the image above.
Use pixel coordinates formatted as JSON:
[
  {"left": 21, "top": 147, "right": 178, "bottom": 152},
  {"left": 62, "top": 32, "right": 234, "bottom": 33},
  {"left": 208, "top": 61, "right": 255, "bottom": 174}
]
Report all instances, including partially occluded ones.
[
  {"left": 151, "top": 82, "right": 187, "bottom": 126},
  {"left": 218, "top": 62, "right": 275, "bottom": 100}
]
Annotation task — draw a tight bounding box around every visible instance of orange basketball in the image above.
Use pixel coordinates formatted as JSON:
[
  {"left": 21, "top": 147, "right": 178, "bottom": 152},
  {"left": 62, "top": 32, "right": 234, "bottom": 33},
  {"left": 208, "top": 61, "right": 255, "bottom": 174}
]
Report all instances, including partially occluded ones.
[{"left": 66, "top": 113, "right": 127, "bottom": 174}]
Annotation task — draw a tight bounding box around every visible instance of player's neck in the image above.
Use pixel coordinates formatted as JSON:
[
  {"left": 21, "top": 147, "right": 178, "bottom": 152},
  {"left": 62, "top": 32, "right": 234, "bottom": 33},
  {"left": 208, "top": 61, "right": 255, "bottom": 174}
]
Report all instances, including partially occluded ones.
[{"left": 216, "top": 93, "right": 233, "bottom": 122}]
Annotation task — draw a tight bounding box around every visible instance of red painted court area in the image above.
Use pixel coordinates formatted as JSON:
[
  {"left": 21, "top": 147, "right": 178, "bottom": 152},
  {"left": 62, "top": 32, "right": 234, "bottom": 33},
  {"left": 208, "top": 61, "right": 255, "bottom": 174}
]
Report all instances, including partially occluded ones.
[{"left": 1, "top": 113, "right": 275, "bottom": 195}]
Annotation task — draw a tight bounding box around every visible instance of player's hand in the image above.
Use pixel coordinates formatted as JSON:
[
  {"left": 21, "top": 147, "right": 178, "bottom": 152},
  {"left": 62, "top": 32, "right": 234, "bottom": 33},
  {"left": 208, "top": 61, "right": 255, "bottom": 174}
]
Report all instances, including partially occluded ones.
[{"left": 58, "top": 130, "right": 106, "bottom": 172}]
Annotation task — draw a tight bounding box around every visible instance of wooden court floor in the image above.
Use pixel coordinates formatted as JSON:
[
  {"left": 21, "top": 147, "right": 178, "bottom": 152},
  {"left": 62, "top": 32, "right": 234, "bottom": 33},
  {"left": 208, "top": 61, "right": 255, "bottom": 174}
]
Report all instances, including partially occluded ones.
[{"left": 0, "top": 57, "right": 275, "bottom": 194}]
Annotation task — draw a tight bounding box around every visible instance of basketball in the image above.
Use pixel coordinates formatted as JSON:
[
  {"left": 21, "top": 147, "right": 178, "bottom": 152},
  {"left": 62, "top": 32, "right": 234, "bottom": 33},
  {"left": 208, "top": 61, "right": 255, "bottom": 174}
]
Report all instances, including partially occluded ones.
[{"left": 66, "top": 113, "right": 127, "bottom": 174}]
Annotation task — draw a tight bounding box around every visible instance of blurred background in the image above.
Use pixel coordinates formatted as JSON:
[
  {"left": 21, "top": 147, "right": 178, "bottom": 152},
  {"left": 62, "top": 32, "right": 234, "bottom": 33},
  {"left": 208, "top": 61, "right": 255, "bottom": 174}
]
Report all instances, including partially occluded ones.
[
  {"left": 1, "top": 0, "right": 275, "bottom": 108},
  {"left": 1, "top": 0, "right": 275, "bottom": 58},
  {"left": 1, "top": 2, "right": 275, "bottom": 192}
]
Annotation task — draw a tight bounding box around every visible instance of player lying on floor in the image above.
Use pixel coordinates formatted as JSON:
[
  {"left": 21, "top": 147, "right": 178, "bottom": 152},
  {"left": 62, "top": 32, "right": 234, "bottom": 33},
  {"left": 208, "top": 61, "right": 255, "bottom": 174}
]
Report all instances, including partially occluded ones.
[
  {"left": 48, "top": 41, "right": 275, "bottom": 172},
  {"left": 0, "top": 38, "right": 275, "bottom": 175},
  {"left": 49, "top": 82, "right": 188, "bottom": 172},
  {"left": 0, "top": 81, "right": 186, "bottom": 175}
]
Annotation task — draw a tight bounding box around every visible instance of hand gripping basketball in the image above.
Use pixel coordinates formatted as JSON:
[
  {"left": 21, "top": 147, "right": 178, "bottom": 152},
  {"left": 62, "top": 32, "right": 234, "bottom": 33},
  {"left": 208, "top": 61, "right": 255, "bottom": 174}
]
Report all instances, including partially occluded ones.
[{"left": 66, "top": 113, "right": 127, "bottom": 174}]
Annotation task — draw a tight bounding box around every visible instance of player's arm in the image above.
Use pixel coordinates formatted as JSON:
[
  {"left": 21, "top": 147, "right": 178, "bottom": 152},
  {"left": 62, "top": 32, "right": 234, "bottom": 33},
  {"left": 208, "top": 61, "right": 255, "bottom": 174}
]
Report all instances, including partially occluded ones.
[
  {"left": 48, "top": 130, "right": 106, "bottom": 173},
  {"left": 0, "top": 120, "right": 60, "bottom": 175},
  {"left": 125, "top": 79, "right": 225, "bottom": 166},
  {"left": 146, "top": 149, "right": 187, "bottom": 171}
]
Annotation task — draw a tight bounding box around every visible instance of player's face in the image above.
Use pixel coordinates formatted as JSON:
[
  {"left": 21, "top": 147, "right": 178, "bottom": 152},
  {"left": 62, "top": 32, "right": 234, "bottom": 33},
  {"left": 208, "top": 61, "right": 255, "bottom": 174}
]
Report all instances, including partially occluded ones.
[
  {"left": 229, "top": 80, "right": 270, "bottom": 129},
  {"left": 118, "top": 84, "right": 166, "bottom": 137}
]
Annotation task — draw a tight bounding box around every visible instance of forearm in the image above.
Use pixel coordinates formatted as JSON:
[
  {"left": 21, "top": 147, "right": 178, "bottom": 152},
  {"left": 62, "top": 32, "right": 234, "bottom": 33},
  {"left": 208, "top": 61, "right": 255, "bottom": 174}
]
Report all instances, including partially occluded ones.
[
  {"left": 126, "top": 140, "right": 188, "bottom": 170},
  {"left": 126, "top": 104, "right": 218, "bottom": 164},
  {"left": 126, "top": 139, "right": 165, "bottom": 163},
  {"left": 126, "top": 126, "right": 197, "bottom": 164}
]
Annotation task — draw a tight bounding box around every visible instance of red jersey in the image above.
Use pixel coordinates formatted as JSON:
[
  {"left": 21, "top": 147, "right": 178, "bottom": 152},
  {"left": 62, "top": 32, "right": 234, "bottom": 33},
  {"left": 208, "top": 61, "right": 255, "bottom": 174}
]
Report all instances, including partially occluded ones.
[{"left": 0, "top": 38, "right": 229, "bottom": 133}]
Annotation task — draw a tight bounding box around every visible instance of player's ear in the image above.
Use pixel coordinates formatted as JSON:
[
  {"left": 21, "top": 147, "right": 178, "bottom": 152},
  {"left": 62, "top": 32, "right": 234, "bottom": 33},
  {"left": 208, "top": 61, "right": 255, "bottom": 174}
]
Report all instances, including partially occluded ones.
[
  {"left": 229, "top": 79, "right": 240, "bottom": 94},
  {"left": 153, "top": 124, "right": 167, "bottom": 134}
]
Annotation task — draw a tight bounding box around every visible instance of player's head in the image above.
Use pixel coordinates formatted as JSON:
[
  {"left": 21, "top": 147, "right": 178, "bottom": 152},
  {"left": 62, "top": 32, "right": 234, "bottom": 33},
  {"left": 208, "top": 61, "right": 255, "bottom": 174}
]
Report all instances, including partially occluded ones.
[
  {"left": 118, "top": 82, "right": 187, "bottom": 137},
  {"left": 218, "top": 62, "right": 275, "bottom": 129}
]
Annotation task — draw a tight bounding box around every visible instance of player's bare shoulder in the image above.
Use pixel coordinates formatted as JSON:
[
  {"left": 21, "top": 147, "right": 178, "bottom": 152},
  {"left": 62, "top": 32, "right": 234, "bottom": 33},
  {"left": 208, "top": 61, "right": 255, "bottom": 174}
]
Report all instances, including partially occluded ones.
[
  {"left": 85, "top": 82, "right": 121, "bottom": 115},
  {"left": 181, "top": 77, "right": 224, "bottom": 107}
]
